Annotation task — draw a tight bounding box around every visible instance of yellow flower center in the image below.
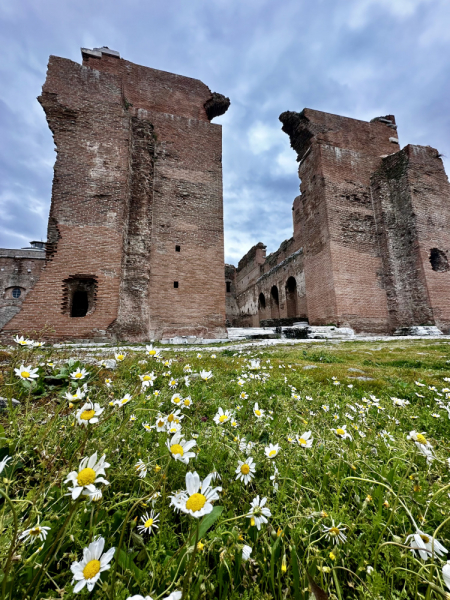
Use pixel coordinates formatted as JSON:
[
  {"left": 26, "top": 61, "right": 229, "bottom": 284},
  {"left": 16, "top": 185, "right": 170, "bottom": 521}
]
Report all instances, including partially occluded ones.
[
  {"left": 83, "top": 559, "right": 101, "bottom": 580},
  {"left": 416, "top": 434, "right": 427, "bottom": 445},
  {"left": 144, "top": 518, "right": 154, "bottom": 528},
  {"left": 184, "top": 399, "right": 190, "bottom": 406},
  {"left": 117, "top": 355, "right": 124, "bottom": 360},
  {"left": 157, "top": 420, "right": 165, "bottom": 428},
  {"left": 329, "top": 527, "right": 340, "bottom": 536},
  {"left": 77, "top": 467, "right": 96, "bottom": 486},
  {"left": 420, "top": 534, "right": 430, "bottom": 543},
  {"left": 29, "top": 527, "right": 41, "bottom": 536},
  {"left": 143, "top": 375, "right": 151, "bottom": 381},
  {"left": 255, "top": 409, "right": 262, "bottom": 416},
  {"left": 219, "top": 415, "right": 227, "bottom": 423},
  {"left": 173, "top": 397, "right": 181, "bottom": 404},
  {"left": 298, "top": 438, "right": 307, "bottom": 446},
  {"left": 269, "top": 450, "right": 277, "bottom": 456},
  {"left": 241, "top": 464, "right": 250, "bottom": 475},
  {"left": 75, "top": 373, "right": 82, "bottom": 378},
  {"left": 186, "top": 493, "right": 207, "bottom": 512},
  {"left": 167, "top": 414, "right": 174, "bottom": 422},
  {"left": 171, "top": 380, "right": 176, "bottom": 385},
  {"left": 80, "top": 409, "right": 95, "bottom": 421},
  {"left": 21, "top": 371, "right": 30, "bottom": 378},
  {"left": 149, "top": 350, "right": 156, "bottom": 355},
  {"left": 250, "top": 517, "right": 255, "bottom": 526},
  {"left": 336, "top": 428, "right": 345, "bottom": 436},
  {"left": 170, "top": 444, "right": 184, "bottom": 456}
]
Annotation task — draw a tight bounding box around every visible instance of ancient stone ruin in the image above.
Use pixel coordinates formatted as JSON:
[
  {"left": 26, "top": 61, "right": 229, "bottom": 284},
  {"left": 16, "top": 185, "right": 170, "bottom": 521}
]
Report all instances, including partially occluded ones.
[
  {"left": 226, "top": 108, "right": 450, "bottom": 335},
  {"left": 2, "top": 50, "right": 450, "bottom": 341},
  {"left": 1, "top": 47, "right": 230, "bottom": 341}
]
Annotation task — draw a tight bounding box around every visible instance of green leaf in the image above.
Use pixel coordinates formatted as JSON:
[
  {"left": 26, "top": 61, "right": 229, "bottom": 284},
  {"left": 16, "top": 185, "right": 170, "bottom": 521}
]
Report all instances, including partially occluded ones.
[
  {"left": 291, "top": 546, "right": 301, "bottom": 600},
  {"left": 190, "top": 505, "right": 224, "bottom": 543},
  {"left": 117, "top": 548, "right": 143, "bottom": 583}
]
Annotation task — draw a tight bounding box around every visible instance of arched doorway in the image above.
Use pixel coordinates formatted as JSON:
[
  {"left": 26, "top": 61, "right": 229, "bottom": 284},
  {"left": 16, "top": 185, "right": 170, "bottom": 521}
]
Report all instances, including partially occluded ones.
[
  {"left": 258, "top": 292, "right": 266, "bottom": 323},
  {"left": 285, "top": 276, "right": 297, "bottom": 317},
  {"left": 270, "top": 285, "right": 280, "bottom": 319}
]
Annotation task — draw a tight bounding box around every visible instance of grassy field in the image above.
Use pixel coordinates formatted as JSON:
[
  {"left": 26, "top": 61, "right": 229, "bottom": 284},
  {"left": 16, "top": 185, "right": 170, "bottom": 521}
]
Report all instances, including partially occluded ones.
[{"left": 1, "top": 337, "right": 450, "bottom": 599}]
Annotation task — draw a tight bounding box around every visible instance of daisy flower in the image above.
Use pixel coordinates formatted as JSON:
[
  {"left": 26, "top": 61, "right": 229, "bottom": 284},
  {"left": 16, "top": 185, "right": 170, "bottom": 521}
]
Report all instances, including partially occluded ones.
[
  {"left": 115, "top": 394, "right": 132, "bottom": 407},
  {"left": 166, "top": 409, "right": 184, "bottom": 425},
  {"left": 137, "top": 510, "right": 159, "bottom": 535},
  {"left": 166, "top": 431, "right": 197, "bottom": 464},
  {"left": 407, "top": 431, "right": 435, "bottom": 462},
  {"left": 65, "top": 388, "right": 86, "bottom": 402},
  {"left": 200, "top": 370, "right": 213, "bottom": 381},
  {"left": 248, "top": 359, "right": 260, "bottom": 370},
  {"left": 253, "top": 403, "right": 264, "bottom": 418},
  {"left": 247, "top": 495, "right": 271, "bottom": 530},
  {"left": 235, "top": 457, "right": 256, "bottom": 485},
  {"left": 84, "top": 488, "right": 103, "bottom": 502},
  {"left": 167, "top": 423, "right": 182, "bottom": 435},
  {"left": 196, "top": 353, "right": 202, "bottom": 359},
  {"left": 140, "top": 372, "right": 157, "bottom": 388},
  {"left": 153, "top": 415, "right": 167, "bottom": 432},
  {"left": 231, "top": 420, "right": 239, "bottom": 428},
  {"left": 184, "top": 376, "right": 190, "bottom": 387},
  {"left": 265, "top": 444, "right": 280, "bottom": 459},
  {"left": 323, "top": 520, "right": 347, "bottom": 545},
  {"left": 70, "top": 536, "right": 115, "bottom": 593},
  {"left": 150, "top": 491, "right": 161, "bottom": 506},
  {"left": 64, "top": 452, "right": 109, "bottom": 500},
  {"left": 213, "top": 407, "right": 233, "bottom": 425},
  {"left": 130, "top": 414, "right": 136, "bottom": 422},
  {"left": 70, "top": 367, "right": 89, "bottom": 380},
  {"left": 297, "top": 431, "right": 313, "bottom": 448},
  {"left": 332, "top": 426, "right": 352, "bottom": 440},
  {"left": 142, "top": 423, "right": 152, "bottom": 432},
  {"left": 105, "top": 378, "right": 112, "bottom": 388},
  {"left": 135, "top": 459, "right": 147, "bottom": 478},
  {"left": 171, "top": 393, "right": 183, "bottom": 406},
  {"left": 239, "top": 391, "right": 248, "bottom": 400},
  {"left": 14, "top": 364, "right": 39, "bottom": 381},
  {"left": 168, "top": 378, "right": 178, "bottom": 389},
  {"left": 406, "top": 529, "right": 447, "bottom": 561},
  {"left": 242, "top": 545, "right": 252, "bottom": 561},
  {"left": 237, "top": 379, "right": 245, "bottom": 387},
  {"left": 115, "top": 351, "right": 126, "bottom": 361},
  {"left": 0, "top": 455, "right": 12, "bottom": 473},
  {"left": 14, "top": 335, "right": 32, "bottom": 346},
  {"left": 182, "top": 396, "right": 193, "bottom": 408},
  {"left": 146, "top": 345, "right": 161, "bottom": 358},
  {"left": 19, "top": 522, "right": 51, "bottom": 544},
  {"left": 183, "top": 364, "right": 192, "bottom": 373},
  {"left": 169, "top": 471, "right": 221, "bottom": 518},
  {"left": 76, "top": 402, "right": 104, "bottom": 426}
]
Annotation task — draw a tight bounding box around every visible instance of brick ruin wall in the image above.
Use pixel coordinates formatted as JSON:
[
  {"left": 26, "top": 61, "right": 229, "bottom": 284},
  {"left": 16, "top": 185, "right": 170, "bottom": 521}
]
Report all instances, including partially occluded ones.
[
  {"left": 229, "top": 108, "right": 450, "bottom": 334},
  {"left": 2, "top": 48, "right": 229, "bottom": 341}
]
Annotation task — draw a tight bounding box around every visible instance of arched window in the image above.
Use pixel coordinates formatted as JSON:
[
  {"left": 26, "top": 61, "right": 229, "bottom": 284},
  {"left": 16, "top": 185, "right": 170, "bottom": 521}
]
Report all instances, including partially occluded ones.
[
  {"left": 270, "top": 285, "right": 280, "bottom": 319},
  {"left": 258, "top": 292, "right": 266, "bottom": 310},
  {"left": 12, "top": 287, "right": 22, "bottom": 299},
  {"left": 285, "top": 276, "right": 297, "bottom": 317}
]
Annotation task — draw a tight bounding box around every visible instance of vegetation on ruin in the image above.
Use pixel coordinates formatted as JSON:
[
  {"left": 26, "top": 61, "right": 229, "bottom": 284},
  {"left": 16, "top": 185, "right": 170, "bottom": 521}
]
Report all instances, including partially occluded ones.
[{"left": 1, "top": 337, "right": 450, "bottom": 599}]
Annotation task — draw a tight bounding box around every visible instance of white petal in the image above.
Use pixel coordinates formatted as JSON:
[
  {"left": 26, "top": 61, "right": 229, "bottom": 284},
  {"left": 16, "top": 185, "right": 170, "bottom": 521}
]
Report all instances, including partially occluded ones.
[
  {"left": 73, "top": 579, "right": 87, "bottom": 593},
  {"left": 186, "top": 471, "right": 200, "bottom": 496}
]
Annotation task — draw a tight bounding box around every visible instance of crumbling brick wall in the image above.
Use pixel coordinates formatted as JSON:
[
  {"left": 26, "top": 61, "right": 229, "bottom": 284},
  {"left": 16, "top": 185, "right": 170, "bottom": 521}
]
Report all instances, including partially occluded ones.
[{"left": 3, "top": 47, "right": 229, "bottom": 341}]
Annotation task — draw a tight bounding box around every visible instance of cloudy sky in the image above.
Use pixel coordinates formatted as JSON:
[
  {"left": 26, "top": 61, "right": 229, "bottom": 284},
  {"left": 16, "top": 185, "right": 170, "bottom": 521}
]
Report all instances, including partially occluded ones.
[{"left": 1, "top": 0, "right": 449, "bottom": 265}]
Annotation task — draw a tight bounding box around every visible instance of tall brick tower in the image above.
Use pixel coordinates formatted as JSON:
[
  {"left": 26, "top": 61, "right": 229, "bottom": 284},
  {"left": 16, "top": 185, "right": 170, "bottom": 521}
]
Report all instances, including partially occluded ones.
[{"left": 3, "top": 47, "right": 230, "bottom": 341}]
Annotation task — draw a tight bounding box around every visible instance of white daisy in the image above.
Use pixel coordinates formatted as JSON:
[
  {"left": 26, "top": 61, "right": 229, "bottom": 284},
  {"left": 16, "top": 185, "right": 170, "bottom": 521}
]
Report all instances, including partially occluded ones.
[
  {"left": 142, "top": 422, "right": 152, "bottom": 433},
  {"left": 146, "top": 345, "right": 162, "bottom": 358},
  {"left": 332, "top": 426, "right": 352, "bottom": 440},
  {"left": 76, "top": 402, "right": 104, "bottom": 426},
  {"left": 247, "top": 495, "right": 271, "bottom": 530},
  {"left": 19, "top": 522, "right": 51, "bottom": 544},
  {"left": 70, "top": 536, "right": 115, "bottom": 593},
  {"left": 137, "top": 510, "right": 159, "bottom": 535},
  {"left": 65, "top": 388, "right": 86, "bottom": 402},
  {"left": 166, "top": 431, "right": 197, "bottom": 464},
  {"left": 235, "top": 457, "right": 256, "bottom": 485},
  {"left": 115, "top": 351, "right": 126, "bottom": 361},
  {"left": 405, "top": 529, "right": 447, "bottom": 561},
  {"left": 153, "top": 415, "right": 167, "bottom": 432},
  {"left": 248, "top": 360, "right": 260, "bottom": 370},
  {"left": 184, "top": 376, "right": 190, "bottom": 387},
  {"left": 140, "top": 372, "right": 157, "bottom": 388},
  {"left": 253, "top": 403, "right": 264, "bottom": 418},
  {"left": 167, "top": 422, "right": 183, "bottom": 435},
  {"left": 196, "top": 353, "right": 202, "bottom": 359},
  {"left": 264, "top": 444, "right": 280, "bottom": 459},
  {"left": 115, "top": 393, "right": 132, "bottom": 407},
  {"left": 171, "top": 393, "right": 183, "bottom": 406},
  {"left": 135, "top": 459, "right": 147, "bottom": 479},
  {"left": 166, "top": 409, "right": 184, "bottom": 426},
  {"left": 170, "top": 471, "right": 221, "bottom": 518},
  {"left": 168, "top": 378, "right": 178, "bottom": 389},
  {"left": 14, "top": 364, "right": 39, "bottom": 381},
  {"left": 231, "top": 419, "right": 239, "bottom": 428},
  {"left": 70, "top": 367, "right": 89, "bottom": 380},
  {"left": 14, "top": 335, "right": 33, "bottom": 346},
  {"left": 407, "top": 431, "right": 435, "bottom": 462},
  {"left": 183, "top": 364, "right": 192, "bottom": 373},
  {"left": 129, "top": 414, "right": 136, "bottom": 422},
  {"left": 182, "top": 396, "right": 193, "bottom": 408},
  {"left": 213, "top": 407, "right": 233, "bottom": 425},
  {"left": 0, "top": 455, "right": 12, "bottom": 473},
  {"left": 297, "top": 431, "right": 313, "bottom": 448},
  {"left": 239, "top": 391, "right": 248, "bottom": 400},
  {"left": 200, "top": 370, "right": 213, "bottom": 381},
  {"left": 323, "top": 520, "right": 347, "bottom": 545},
  {"left": 237, "top": 379, "right": 245, "bottom": 387},
  {"left": 64, "top": 452, "right": 110, "bottom": 500}
]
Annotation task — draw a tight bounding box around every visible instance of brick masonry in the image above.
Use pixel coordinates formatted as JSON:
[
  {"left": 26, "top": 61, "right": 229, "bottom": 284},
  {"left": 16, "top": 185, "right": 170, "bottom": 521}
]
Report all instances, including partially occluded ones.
[
  {"left": 2, "top": 47, "right": 230, "bottom": 341},
  {"left": 229, "top": 108, "right": 450, "bottom": 334}
]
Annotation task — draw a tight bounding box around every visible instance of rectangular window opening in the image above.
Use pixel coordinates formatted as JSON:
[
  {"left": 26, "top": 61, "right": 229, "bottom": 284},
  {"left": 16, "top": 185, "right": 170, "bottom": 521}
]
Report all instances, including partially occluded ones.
[
  {"left": 175, "top": 245, "right": 181, "bottom": 252},
  {"left": 226, "top": 281, "right": 231, "bottom": 293},
  {"left": 174, "top": 281, "right": 179, "bottom": 288}
]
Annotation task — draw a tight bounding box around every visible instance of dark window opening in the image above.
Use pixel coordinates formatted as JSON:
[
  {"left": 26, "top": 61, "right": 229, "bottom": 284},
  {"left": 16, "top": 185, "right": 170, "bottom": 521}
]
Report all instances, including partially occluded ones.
[
  {"left": 226, "top": 281, "right": 231, "bottom": 293},
  {"left": 174, "top": 281, "right": 179, "bottom": 288},
  {"left": 12, "top": 287, "right": 22, "bottom": 299},
  {"left": 71, "top": 291, "right": 89, "bottom": 317},
  {"left": 430, "top": 248, "right": 449, "bottom": 272},
  {"left": 285, "top": 276, "right": 297, "bottom": 317},
  {"left": 175, "top": 245, "right": 181, "bottom": 252},
  {"left": 270, "top": 285, "right": 279, "bottom": 305},
  {"left": 258, "top": 292, "right": 266, "bottom": 310}
]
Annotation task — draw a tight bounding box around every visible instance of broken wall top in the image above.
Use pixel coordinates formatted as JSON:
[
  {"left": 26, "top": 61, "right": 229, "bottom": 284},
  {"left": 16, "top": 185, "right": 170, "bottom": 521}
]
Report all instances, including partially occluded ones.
[
  {"left": 80, "top": 47, "right": 229, "bottom": 122},
  {"left": 279, "top": 108, "right": 398, "bottom": 161}
]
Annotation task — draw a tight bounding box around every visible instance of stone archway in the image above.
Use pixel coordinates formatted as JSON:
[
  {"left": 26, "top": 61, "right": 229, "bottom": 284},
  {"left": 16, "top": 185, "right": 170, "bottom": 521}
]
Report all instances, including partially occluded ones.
[
  {"left": 270, "top": 285, "right": 280, "bottom": 319},
  {"left": 285, "top": 276, "right": 297, "bottom": 318}
]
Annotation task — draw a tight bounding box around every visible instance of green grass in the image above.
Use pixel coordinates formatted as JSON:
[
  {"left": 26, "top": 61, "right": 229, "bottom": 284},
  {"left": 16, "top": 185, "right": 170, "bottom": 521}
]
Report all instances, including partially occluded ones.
[{"left": 0, "top": 338, "right": 450, "bottom": 599}]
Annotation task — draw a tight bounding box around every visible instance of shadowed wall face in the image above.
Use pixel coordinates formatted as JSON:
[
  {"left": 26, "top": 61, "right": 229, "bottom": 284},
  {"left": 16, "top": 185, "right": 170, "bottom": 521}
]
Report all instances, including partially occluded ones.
[{"left": 3, "top": 48, "right": 230, "bottom": 341}]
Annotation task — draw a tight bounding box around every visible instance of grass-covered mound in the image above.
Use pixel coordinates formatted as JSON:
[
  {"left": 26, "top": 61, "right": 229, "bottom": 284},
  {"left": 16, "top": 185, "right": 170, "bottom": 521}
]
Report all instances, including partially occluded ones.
[{"left": 1, "top": 338, "right": 450, "bottom": 599}]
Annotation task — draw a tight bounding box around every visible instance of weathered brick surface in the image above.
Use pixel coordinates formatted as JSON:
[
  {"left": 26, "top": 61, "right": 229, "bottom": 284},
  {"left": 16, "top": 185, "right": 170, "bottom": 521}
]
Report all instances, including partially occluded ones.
[{"left": 3, "top": 48, "right": 229, "bottom": 341}]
